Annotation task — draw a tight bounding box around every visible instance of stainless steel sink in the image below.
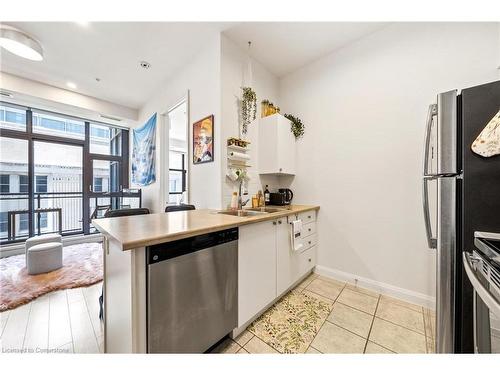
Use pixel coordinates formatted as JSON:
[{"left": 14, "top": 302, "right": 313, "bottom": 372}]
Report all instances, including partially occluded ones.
[
  {"left": 216, "top": 209, "right": 267, "bottom": 217},
  {"left": 245, "top": 207, "right": 289, "bottom": 213}
]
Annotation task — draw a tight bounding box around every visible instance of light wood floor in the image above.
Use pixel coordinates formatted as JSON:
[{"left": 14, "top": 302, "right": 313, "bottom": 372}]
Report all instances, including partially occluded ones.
[
  {"left": 1, "top": 274, "right": 435, "bottom": 354},
  {"left": 1, "top": 282, "right": 103, "bottom": 354}
]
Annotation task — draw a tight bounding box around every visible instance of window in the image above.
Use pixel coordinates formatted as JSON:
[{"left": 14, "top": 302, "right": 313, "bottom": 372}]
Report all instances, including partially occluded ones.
[
  {"left": 32, "top": 111, "right": 85, "bottom": 140},
  {"left": 167, "top": 101, "right": 188, "bottom": 204},
  {"left": 19, "top": 175, "right": 28, "bottom": 193},
  {"left": 168, "top": 151, "right": 187, "bottom": 203},
  {"left": 90, "top": 124, "right": 121, "bottom": 156},
  {"left": 0, "top": 174, "right": 9, "bottom": 193},
  {"left": 39, "top": 212, "right": 48, "bottom": 228},
  {"left": 19, "top": 213, "right": 29, "bottom": 232},
  {"left": 0, "top": 103, "right": 129, "bottom": 243},
  {"left": 35, "top": 176, "right": 48, "bottom": 193},
  {"left": 0, "top": 212, "right": 7, "bottom": 233},
  {"left": 94, "top": 177, "right": 103, "bottom": 192},
  {"left": 35, "top": 212, "right": 48, "bottom": 230},
  {"left": 0, "top": 104, "right": 26, "bottom": 131}
]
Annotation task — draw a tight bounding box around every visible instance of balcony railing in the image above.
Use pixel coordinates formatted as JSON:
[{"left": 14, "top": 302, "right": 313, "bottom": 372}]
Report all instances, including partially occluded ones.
[{"left": 0, "top": 191, "right": 83, "bottom": 242}]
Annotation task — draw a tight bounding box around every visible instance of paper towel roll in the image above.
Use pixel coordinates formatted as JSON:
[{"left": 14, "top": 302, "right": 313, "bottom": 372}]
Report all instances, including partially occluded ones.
[{"left": 228, "top": 151, "right": 250, "bottom": 161}]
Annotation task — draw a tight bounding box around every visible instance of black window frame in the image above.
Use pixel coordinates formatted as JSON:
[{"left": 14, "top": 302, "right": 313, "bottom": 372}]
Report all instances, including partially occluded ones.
[
  {"left": 93, "top": 177, "right": 103, "bottom": 193},
  {"left": 0, "top": 174, "right": 9, "bottom": 193},
  {"left": 19, "top": 175, "right": 29, "bottom": 193},
  {"left": 0, "top": 101, "right": 130, "bottom": 244},
  {"left": 35, "top": 175, "right": 48, "bottom": 193},
  {"left": 168, "top": 153, "right": 187, "bottom": 197}
]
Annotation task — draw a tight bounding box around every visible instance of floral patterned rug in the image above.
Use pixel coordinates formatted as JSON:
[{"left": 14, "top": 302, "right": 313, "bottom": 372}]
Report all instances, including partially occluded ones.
[{"left": 248, "top": 289, "right": 334, "bottom": 353}]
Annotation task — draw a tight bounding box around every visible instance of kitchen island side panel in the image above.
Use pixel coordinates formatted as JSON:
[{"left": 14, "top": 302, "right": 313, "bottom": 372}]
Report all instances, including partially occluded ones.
[{"left": 104, "top": 237, "right": 146, "bottom": 353}]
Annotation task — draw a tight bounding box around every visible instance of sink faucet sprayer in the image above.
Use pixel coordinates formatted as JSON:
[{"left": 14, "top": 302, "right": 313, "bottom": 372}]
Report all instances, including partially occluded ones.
[{"left": 238, "top": 179, "right": 249, "bottom": 209}]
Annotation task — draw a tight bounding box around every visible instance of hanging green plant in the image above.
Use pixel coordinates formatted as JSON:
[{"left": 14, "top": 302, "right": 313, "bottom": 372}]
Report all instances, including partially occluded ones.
[
  {"left": 284, "top": 113, "right": 305, "bottom": 139},
  {"left": 241, "top": 87, "right": 257, "bottom": 134}
]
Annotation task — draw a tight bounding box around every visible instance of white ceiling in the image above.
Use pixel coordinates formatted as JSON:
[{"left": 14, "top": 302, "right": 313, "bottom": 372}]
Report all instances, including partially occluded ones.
[
  {"left": 223, "top": 22, "right": 388, "bottom": 77},
  {"left": 0, "top": 22, "right": 231, "bottom": 109},
  {"left": 0, "top": 22, "right": 388, "bottom": 111}
]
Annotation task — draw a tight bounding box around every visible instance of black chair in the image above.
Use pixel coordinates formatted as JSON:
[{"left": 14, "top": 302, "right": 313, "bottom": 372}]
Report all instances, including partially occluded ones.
[
  {"left": 104, "top": 207, "right": 150, "bottom": 218},
  {"left": 98, "top": 207, "right": 150, "bottom": 321},
  {"left": 165, "top": 204, "right": 195, "bottom": 212}
]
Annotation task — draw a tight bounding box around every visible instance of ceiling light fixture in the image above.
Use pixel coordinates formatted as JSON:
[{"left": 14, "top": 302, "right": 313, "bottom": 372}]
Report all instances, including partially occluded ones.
[
  {"left": 0, "top": 26, "right": 43, "bottom": 61},
  {"left": 66, "top": 81, "right": 77, "bottom": 89}
]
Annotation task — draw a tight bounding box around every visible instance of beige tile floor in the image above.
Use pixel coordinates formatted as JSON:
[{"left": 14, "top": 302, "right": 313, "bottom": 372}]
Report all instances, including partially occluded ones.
[
  {"left": 1, "top": 282, "right": 103, "bottom": 353},
  {"left": 212, "top": 273, "right": 436, "bottom": 354},
  {"left": 1, "top": 273, "right": 435, "bottom": 354}
]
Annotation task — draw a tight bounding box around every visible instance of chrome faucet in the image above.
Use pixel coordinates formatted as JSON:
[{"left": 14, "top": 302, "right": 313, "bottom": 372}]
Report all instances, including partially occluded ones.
[{"left": 238, "top": 179, "right": 249, "bottom": 209}]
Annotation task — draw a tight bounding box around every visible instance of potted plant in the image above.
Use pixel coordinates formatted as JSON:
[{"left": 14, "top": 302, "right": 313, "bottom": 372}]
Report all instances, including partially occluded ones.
[
  {"left": 241, "top": 87, "right": 257, "bottom": 135},
  {"left": 284, "top": 113, "right": 305, "bottom": 139}
]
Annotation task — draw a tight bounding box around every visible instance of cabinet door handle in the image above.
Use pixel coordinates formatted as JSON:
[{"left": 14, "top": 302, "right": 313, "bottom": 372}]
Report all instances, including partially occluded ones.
[
  {"left": 278, "top": 220, "right": 282, "bottom": 224},
  {"left": 273, "top": 221, "right": 277, "bottom": 225},
  {"left": 308, "top": 241, "right": 311, "bottom": 245},
  {"left": 308, "top": 258, "right": 311, "bottom": 262},
  {"left": 308, "top": 228, "right": 311, "bottom": 232},
  {"left": 308, "top": 215, "right": 311, "bottom": 219}
]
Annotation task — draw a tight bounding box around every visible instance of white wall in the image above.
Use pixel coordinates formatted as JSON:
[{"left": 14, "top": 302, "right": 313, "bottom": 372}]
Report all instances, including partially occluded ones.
[
  {"left": 0, "top": 72, "right": 137, "bottom": 125},
  {"left": 279, "top": 22, "right": 500, "bottom": 302},
  {"left": 220, "top": 35, "right": 282, "bottom": 208},
  {"left": 136, "top": 34, "right": 222, "bottom": 212}
]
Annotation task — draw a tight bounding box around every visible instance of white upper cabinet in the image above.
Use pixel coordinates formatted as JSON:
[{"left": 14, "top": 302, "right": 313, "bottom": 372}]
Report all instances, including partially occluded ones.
[{"left": 258, "top": 114, "right": 296, "bottom": 175}]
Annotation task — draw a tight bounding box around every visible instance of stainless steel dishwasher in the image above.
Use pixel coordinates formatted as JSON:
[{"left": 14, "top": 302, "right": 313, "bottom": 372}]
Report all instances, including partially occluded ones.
[{"left": 146, "top": 227, "right": 238, "bottom": 353}]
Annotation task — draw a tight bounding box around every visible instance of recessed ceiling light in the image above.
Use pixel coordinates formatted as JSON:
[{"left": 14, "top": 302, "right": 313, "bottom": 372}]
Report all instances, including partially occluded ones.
[
  {"left": 66, "top": 82, "right": 77, "bottom": 89},
  {"left": 0, "top": 26, "right": 43, "bottom": 61},
  {"left": 140, "top": 61, "right": 151, "bottom": 69}
]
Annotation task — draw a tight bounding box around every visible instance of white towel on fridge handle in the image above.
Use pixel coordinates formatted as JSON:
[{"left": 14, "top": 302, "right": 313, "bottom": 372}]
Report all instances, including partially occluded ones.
[{"left": 291, "top": 219, "right": 304, "bottom": 252}]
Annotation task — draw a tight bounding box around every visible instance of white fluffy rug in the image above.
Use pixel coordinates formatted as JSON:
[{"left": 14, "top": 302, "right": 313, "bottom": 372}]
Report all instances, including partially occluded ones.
[{"left": 0, "top": 242, "right": 102, "bottom": 311}]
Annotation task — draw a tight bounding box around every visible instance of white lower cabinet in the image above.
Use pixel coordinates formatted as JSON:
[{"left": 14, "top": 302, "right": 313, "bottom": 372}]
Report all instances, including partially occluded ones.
[
  {"left": 238, "top": 210, "right": 318, "bottom": 328},
  {"left": 298, "top": 245, "right": 316, "bottom": 275},
  {"left": 276, "top": 217, "right": 300, "bottom": 296},
  {"left": 238, "top": 220, "right": 277, "bottom": 327}
]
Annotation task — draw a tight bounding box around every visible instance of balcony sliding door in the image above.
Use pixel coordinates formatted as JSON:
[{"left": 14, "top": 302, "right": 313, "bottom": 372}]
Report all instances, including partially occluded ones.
[{"left": 33, "top": 141, "right": 83, "bottom": 236}]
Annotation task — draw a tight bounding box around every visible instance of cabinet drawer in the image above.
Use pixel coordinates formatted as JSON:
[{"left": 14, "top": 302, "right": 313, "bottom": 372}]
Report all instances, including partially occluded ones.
[
  {"left": 303, "top": 222, "right": 316, "bottom": 236},
  {"left": 300, "top": 233, "right": 317, "bottom": 251},
  {"left": 299, "top": 245, "right": 316, "bottom": 275},
  {"left": 298, "top": 210, "right": 316, "bottom": 224}
]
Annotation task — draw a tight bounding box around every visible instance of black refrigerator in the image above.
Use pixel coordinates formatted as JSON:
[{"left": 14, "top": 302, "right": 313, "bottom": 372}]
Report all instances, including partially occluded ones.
[{"left": 422, "top": 80, "right": 500, "bottom": 353}]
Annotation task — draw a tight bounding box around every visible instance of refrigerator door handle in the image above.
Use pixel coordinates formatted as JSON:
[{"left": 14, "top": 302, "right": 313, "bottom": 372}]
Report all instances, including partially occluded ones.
[
  {"left": 422, "top": 176, "right": 437, "bottom": 249},
  {"left": 423, "top": 103, "right": 438, "bottom": 176}
]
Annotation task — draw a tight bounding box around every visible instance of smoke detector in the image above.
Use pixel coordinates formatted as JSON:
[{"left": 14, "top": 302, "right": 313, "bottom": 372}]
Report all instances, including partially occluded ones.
[{"left": 139, "top": 61, "right": 151, "bottom": 69}]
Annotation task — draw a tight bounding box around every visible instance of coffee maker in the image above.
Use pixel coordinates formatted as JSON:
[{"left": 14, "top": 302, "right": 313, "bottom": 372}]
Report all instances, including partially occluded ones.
[{"left": 269, "top": 188, "right": 293, "bottom": 206}]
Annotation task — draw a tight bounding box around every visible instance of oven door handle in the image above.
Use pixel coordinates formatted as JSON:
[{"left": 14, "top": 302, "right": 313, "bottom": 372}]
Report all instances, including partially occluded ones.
[{"left": 463, "top": 252, "right": 500, "bottom": 318}]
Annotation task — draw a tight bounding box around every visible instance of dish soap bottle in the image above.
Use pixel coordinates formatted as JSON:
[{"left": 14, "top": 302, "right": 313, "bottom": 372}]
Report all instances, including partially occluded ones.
[
  {"left": 264, "top": 185, "right": 270, "bottom": 205},
  {"left": 230, "top": 192, "right": 238, "bottom": 210}
]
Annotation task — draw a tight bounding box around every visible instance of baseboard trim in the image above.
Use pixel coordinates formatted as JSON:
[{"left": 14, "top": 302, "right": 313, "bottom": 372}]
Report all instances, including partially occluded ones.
[{"left": 314, "top": 265, "right": 435, "bottom": 310}]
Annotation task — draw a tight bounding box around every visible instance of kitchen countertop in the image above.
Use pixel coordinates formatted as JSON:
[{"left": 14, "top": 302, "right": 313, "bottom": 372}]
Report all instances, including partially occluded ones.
[{"left": 92, "top": 204, "right": 319, "bottom": 250}]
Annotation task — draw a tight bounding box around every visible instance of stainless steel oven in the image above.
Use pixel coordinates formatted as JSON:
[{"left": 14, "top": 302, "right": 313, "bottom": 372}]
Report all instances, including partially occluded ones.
[{"left": 463, "top": 232, "right": 500, "bottom": 353}]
